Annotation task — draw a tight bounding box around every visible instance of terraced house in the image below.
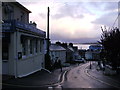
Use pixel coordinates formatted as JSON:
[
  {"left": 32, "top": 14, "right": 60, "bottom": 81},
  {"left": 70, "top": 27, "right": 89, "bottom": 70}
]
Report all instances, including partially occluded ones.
[{"left": 2, "top": 2, "right": 46, "bottom": 78}]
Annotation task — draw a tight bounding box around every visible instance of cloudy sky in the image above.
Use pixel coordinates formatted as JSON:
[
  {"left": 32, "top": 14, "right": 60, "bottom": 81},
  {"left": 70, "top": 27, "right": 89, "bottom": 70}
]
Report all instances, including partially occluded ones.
[{"left": 17, "top": 0, "right": 119, "bottom": 43}]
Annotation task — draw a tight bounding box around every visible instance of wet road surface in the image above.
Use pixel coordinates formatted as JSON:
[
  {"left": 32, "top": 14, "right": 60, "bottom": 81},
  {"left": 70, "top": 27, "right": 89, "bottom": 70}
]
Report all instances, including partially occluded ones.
[{"left": 60, "top": 62, "right": 120, "bottom": 88}]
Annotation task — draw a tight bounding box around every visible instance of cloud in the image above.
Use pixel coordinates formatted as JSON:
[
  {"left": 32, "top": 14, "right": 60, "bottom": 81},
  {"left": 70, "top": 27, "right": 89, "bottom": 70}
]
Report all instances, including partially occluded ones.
[
  {"left": 91, "top": 2, "right": 118, "bottom": 27},
  {"left": 51, "top": 32, "right": 99, "bottom": 43},
  {"left": 18, "top": 1, "right": 119, "bottom": 43},
  {"left": 39, "top": 13, "right": 46, "bottom": 18},
  {"left": 104, "top": 2, "right": 118, "bottom": 11},
  {"left": 92, "top": 11, "right": 118, "bottom": 27},
  {"left": 51, "top": 2, "right": 94, "bottom": 19}
]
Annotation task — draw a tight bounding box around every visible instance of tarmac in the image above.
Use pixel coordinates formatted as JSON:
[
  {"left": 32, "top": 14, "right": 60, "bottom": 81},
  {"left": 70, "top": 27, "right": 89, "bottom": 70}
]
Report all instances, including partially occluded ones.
[
  {"left": 2, "top": 66, "right": 72, "bottom": 89},
  {"left": 2, "top": 62, "right": 120, "bottom": 89},
  {"left": 88, "top": 62, "right": 120, "bottom": 83}
]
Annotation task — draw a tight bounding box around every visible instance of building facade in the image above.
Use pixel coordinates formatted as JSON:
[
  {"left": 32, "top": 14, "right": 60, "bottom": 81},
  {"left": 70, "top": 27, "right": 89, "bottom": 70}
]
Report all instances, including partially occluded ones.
[
  {"left": 118, "top": 1, "right": 120, "bottom": 29},
  {"left": 2, "top": 2, "right": 46, "bottom": 77},
  {"left": 89, "top": 44, "right": 102, "bottom": 51},
  {"left": 0, "top": 1, "right": 2, "bottom": 75},
  {"left": 85, "top": 49, "right": 101, "bottom": 60},
  {"left": 50, "top": 44, "right": 66, "bottom": 65}
]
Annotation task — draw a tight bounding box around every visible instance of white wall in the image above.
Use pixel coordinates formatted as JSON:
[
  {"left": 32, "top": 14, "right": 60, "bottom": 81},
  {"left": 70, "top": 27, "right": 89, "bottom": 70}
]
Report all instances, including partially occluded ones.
[
  {"left": 0, "top": 1, "right": 2, "bottom": 77},
  {"left": 16, "top": 32, "right": 45, "bottom": 77},
  {"left": 85, "top": 51, "right": 92, "bottom": 60},
  {"left": 118, "top": 1, "right": 120, "bottom": 29},
  {"left": 2, "top": 31, "right": 45, "bottom": 77},
  {"left": 17, "top": 54, "right": 44, "bottom": 77},
  {"left": 50, "top": 50, "right": 66, "bottom": 64}
]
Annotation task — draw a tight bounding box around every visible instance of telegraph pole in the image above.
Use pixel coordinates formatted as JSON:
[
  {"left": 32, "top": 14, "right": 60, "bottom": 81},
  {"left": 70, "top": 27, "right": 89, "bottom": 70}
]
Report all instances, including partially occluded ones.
[
  {"left": 47, "top": 7, "right": 50, "bottom": 55},
  {"left": 45, "top": 7, "right": 51, "bottom": 70}
]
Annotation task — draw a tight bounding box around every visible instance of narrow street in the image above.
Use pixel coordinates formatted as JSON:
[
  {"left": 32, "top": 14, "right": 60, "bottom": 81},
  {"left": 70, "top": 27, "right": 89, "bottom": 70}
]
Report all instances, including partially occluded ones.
[
  {"left": 56, "top": 62, "right": 120, "bottom": 89},
  {"left": 2, "top": 62, "right": 120, "bottom": 89}
]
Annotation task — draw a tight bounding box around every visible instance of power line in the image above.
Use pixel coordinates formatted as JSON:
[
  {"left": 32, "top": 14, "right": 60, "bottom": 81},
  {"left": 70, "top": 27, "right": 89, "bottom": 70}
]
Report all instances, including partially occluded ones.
[
  {"left": 108, "top": 13, "right": 120, "bottom": 31},
  {"left": 112, "top": 13, "right": 119, "bottom": 28}
]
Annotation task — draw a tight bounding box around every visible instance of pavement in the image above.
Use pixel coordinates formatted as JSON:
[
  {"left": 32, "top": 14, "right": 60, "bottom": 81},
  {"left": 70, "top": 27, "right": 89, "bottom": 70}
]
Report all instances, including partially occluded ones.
[
  {"left": 2, "top": 66, "right": 72, "bottom": 89},
  {"left": 87, "top": 62, "right": 120, "bottom": 84}
]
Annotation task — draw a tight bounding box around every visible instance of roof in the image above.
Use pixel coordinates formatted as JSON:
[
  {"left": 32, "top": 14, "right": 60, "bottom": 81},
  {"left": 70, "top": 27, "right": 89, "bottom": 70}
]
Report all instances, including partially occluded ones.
[
  {"left": 68, "top": 46, "right": 74, "bottom": 52},
  {"left": 50, "top": 44, "right": 66, "bottom": 51}
]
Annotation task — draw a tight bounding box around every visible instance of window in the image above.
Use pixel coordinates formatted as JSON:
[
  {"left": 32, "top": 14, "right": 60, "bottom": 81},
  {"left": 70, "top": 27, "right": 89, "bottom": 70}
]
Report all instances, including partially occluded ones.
[
  {"left": 35, "top": 39, "right": 38, "bottom": 53},
  {"left": 40, "top": 40, "right": 42, "bottom": 52},
  {"left": 21, "top": 38, "right": 27, "bottom": 56},
  {"left": 2, "top": 43, "right": 9, "bottom": 60},
  {"left": 30, "top": 39, "right": 33, "bottom": 54}
]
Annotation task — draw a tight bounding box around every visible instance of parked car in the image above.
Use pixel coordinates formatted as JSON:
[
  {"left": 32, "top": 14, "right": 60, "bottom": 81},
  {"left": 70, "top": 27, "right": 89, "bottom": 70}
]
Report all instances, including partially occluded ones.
[{"left": 74, "top": 58, "right": 86, "bottom": 63}]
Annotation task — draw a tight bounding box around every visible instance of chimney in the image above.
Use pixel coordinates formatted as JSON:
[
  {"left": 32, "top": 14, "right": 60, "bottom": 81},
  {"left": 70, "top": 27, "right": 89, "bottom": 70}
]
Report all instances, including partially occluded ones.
[
  {"left": 69, "top": 43, "right": 73, "bottom": 47},
  {"left": 61, "top": 43, "right": 67, "bottom": 48},
  {"left": 29, "top": 21, "right": 37, "bottom": 27},
  {"left": 56, "top": 41, "right": 61, "bottom": 45},
  {"left": 32, "top": 22, "right": 37, "bottom": 27}
]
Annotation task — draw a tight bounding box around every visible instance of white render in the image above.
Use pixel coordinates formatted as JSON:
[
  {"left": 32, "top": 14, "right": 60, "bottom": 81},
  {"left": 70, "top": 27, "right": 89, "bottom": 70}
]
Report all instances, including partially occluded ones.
[
  {"left": 50, "top": 44, "right": 66, "bottom": 65},
  {"left": 2, "top": 2, "right": 45, "bottom": 78}
]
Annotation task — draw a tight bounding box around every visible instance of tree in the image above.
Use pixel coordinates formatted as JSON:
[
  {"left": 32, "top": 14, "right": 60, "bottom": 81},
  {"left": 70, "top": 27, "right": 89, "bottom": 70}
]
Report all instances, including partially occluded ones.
[{"left": 99, "top": 27, "right": 120, "bottom": 73}]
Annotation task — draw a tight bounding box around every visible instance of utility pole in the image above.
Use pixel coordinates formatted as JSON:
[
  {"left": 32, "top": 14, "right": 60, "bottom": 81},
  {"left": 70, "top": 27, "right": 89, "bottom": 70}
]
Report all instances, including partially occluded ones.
[
  {"left": 47, "top": 7, "right": 50, "bottom": 55},
  {"left": 45, "top": 7, "right": 51, "bottom": 70}
]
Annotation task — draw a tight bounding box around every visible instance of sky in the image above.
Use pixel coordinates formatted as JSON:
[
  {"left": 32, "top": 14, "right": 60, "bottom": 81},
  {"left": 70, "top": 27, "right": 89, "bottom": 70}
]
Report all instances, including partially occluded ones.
[{"left": 16, "top": 0, "right": 119, "bottom": 43}]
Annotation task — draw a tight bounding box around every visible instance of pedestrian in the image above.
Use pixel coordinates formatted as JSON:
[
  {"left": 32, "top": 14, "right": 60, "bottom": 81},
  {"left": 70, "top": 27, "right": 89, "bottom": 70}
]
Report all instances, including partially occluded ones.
[
  {"left": 96, "top": 61, "right": 100, "bottom": 71},
  {"left": 54, "top": 59, "right": 57, "bottom": 70},
  {"left": 58, "top": 59, "right": 62, "bottom": 72}
]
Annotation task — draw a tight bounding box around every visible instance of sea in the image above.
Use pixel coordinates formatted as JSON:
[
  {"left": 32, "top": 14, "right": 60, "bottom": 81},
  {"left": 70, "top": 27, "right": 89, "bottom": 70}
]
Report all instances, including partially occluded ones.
[{"left": 73, "top": 43, "right": 94, "bottom": 50}]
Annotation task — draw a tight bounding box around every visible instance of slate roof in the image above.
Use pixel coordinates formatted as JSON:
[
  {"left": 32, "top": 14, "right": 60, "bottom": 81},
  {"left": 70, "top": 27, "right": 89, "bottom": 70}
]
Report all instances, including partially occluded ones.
[
  {"left": 68, "top": 46, "right": 74, "bottom": 52},
  {"left": 50, "top": 44, "right": 66, "bottom": 51}
]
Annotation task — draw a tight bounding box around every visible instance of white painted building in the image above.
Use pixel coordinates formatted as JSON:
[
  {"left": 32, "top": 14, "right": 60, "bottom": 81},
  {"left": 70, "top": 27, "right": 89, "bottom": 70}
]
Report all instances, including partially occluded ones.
[
  {"left": 50, "top": 44, "right": 66, "bottom": 65},
  {"left": 85, "top": 51, "right": 93, "bottom": 60},
  {"left": 0, "top": 1, "right": 2, "bottom": 75},
  {"left": 85, "top": 50, "right": 100, "bottom": 60},
  {"left": 2, "top": 2, "right": 46, "bottom": 77},
  {"left": 118, "top": 1, "right": 120, "bottom": 29}
]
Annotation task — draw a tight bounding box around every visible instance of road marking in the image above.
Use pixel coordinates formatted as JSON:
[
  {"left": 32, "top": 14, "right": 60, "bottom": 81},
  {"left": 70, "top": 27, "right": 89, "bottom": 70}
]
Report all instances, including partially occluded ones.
[
  {"left": 88, "top": 86, "right": 92, "bottom": 88},
  {"left": 85, "top": 64, "right": 120, "bottom": 88},
  {"left": 48, "top": 86, "right": 53, "bottom": 90},
  {"left": 1, "top": 63, "right": 89, "bottom": 88}
]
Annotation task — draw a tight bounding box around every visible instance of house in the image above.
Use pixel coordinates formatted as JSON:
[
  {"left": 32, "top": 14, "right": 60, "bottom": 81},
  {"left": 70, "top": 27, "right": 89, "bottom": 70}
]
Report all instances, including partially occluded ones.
[
  {"left": 85, "top": 50, "right": 100, "bottom": 60},
  {"left": 118, "top": 1, "right": 120, "bottom": 29},
  {"left": 0, "top": 1, "right": 2, "bottom": 75},
  {"left": 60, "top": 43, "right": 74, "bottom": 63},
  {"left": 78, "top": 49, "right": 86, "bottom": 59},
  {"left": 85, "top": 44, "right": 102, "bottom": 60},
  {"left": 2, "top": 2, "right": 46, "bottom": 78},
  {"left": 50, "top": 44, "right": 66, "bottom": 65},
  {"left": 89, "top": 44, "right": 102, "bottom": 51},
  {"left": 72, "top": 46, "right": 81, "bottom": 60}
]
